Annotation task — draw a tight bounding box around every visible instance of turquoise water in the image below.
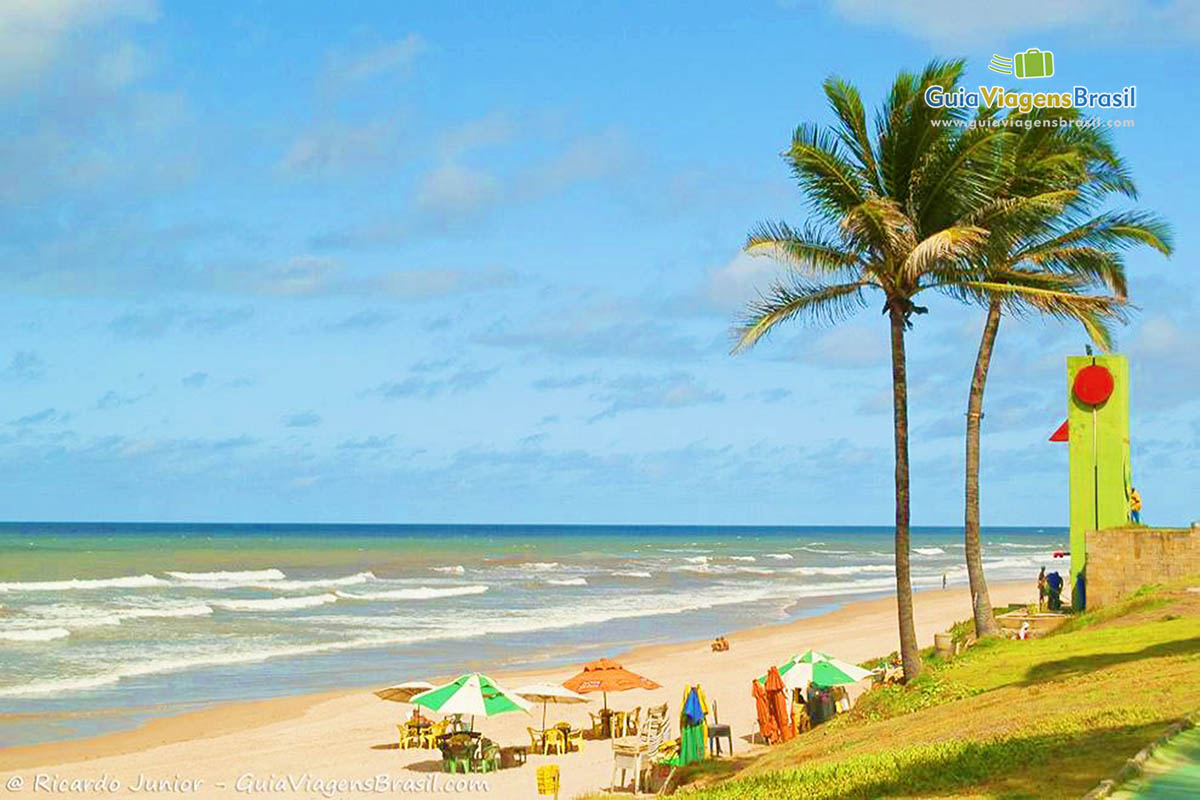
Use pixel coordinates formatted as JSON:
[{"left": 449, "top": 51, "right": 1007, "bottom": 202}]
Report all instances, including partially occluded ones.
[{"left": 0, "top": 523, "right": 1068, "bottom": 747}]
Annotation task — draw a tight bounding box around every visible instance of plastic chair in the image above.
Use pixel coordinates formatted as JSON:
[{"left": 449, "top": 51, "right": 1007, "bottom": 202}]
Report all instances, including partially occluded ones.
[
  {"left": 527, "top": 727, "right": 546, "bottom": 753},
  {"left": 441, "top": 734, "right": 476, "bottom": 773},
  {"left": 397, "top": 723, "right": 423, "bottom": 750},
  {"left": 624, "top": 706, "right": 641, "bottom": 736},
  {"left": 420, "top": 720, "right": 448, "bottom": 749},
  {"left": 565, "top": 726, "right": 583, "bottom": 753},
  {"left": 611, "top": 705, "right": 669, "bottom": 794},
  {"left": 472, "top": 739, "right": 500, "bottom": 773},
  {"left": 543, "top": 727, "right": 567, "bottom": 755},
  {"left": 611, "top": 711, "right": 627, "bottom": 738}
]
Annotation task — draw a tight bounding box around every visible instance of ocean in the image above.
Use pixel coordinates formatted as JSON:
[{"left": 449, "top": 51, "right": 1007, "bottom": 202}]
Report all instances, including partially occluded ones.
[{"left": 0, "top": 523, "right": 1068, "bottom": 747}]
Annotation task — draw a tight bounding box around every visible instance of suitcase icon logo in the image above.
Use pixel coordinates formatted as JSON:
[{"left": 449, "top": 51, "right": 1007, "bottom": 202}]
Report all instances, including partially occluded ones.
[{"left": 989, "top": 48, "right": 1055, "bottom": 79}]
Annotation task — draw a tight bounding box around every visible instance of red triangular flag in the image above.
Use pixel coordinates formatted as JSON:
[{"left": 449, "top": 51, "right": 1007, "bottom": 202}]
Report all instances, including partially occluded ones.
[{"left": 1049, "top": 420, "right": 1069, "bottom": 442}]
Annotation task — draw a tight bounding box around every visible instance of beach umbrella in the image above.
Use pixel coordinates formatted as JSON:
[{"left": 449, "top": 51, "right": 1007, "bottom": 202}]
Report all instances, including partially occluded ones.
[
  {"left": 562, "top": 657, "right": 660, "bottom": 713},
  {"left": 375, "top": 681, "right": 435, "bottom": 703},
  {"left": 674, "top": 684, "right": 709, "bottom": 764},
  {"left": 764, "top": 666, "right": 794, "bottom": 743},
  {"left": 750, "top": 678, "right": 777, "bottom": 744},
  {"left": 759, "top": 649, "right": 873, "bottom": 692},
  {"left": 375, "top": 680, "right": 436, "bottom": 723},
  {"left": 513, "top": 683, "right": 590, "bottom": 731},
  {"left": 410, "top": 673, "right": 531, "bottom": 730}
]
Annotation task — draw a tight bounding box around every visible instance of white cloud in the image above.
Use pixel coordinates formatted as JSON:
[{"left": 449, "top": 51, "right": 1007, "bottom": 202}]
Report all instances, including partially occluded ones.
[
  {"left": 256, "top": 255, "right": 340, "bottom": 297},
  {"left": 319, "top": 34, "right": 425, "bottom": 94},
  {"left": 829, "top": 0, "right": 1200, "bottom": 44},
  {"left": 705, "top": 252, "right": 785, "bottom": 313},
  {"left": 589, "top": 373, "right": 725, "bottom": 420},
  {"left": 437, "top": 112, "right": 517, "bottom": 159},
  {"left": 1134, "top": 315, "right": 1191, "bottom": 360},
  {"left": 522, "top": 128, "right": 633, "bottom": 196},
  {"left": 0, "top": 0, "right": 157, "bottom": 92},
  {"left": 278, "top": 119, "right": 405, "bottom": 177},
  {"left": 416, "top": 162, "right": 501, "bottom": 222},
  {"left": 250, "top": 255, "right": 517, "bottom": 301}
]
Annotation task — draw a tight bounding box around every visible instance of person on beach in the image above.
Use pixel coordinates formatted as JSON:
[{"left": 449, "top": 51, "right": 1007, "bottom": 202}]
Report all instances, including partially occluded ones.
[
  {"left": 1037, "top": 567, "right": 1048, "bottom": 612},
  {"left": 1130, "top": 487, "right": 1142, "bottom": 524},
  {"left": 1046, "top": 571, "right": 1064, "bottom": 611}
]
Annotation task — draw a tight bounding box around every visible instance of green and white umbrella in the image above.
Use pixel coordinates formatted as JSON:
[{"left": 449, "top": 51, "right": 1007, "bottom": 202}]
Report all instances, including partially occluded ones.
[
  {"left": 759, "top": 649, "right": 873, "bottom": 691},
  {"left": 410, "top": 673, "right": 531, "bottom": 726}
]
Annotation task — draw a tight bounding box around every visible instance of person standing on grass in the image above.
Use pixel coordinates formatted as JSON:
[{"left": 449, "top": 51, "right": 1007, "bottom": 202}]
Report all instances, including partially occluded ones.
[{"left": 1130, "top": 488, "right": 1142, "bottom": 524}]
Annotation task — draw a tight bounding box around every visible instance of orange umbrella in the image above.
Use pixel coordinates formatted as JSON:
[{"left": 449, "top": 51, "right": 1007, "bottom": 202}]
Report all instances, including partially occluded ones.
[
  {"left": 764, "top": 665, "right": 794, "bottom": 743},
  {"left": 751, "top": 678, "right": 778, "bottom": 744},
  {"left": 562, "top": 658, "right": 660, "bottom": 713}
]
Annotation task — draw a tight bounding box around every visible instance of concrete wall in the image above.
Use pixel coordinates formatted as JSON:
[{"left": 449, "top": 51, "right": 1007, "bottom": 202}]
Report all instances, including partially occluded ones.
[{"left": 1086, "top": 524, "right": 1200, "bottom": 608}]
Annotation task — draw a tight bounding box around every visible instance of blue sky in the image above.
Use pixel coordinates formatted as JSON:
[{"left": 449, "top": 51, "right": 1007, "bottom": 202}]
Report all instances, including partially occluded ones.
[{"left": 1, "top": 0, "right": 1197, "bottom": 525}]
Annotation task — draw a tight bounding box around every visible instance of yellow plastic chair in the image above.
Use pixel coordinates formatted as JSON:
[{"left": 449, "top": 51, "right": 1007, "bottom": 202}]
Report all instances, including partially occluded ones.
[
  {"left": 543, "top": 727, "right": 567, "bottom": 755},
  {"left": 611, "top": 711, "right": 627, "bottom": 738},
  {"left": 565, "top": 726, "right": 583, "bottom": 753},
  {"left": 397, "top": 723, "right": 423, "bottom": 750},
  {"left": 420, "top": 719, "right": 449, "bottom": 749},
  {"left": 527, "top": 727, "right": 546, "bottom": 753}
]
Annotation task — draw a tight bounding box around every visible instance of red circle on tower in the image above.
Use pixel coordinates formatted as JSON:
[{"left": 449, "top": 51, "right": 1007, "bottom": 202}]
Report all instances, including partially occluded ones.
[{"left": 1073, "top": 364, "right": 1114, "bottom": 406}]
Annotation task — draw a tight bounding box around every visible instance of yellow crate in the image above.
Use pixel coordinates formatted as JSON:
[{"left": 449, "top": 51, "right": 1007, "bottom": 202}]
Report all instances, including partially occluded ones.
[{"left": 536, "top": 764, "right": 560, "bottom": 798}]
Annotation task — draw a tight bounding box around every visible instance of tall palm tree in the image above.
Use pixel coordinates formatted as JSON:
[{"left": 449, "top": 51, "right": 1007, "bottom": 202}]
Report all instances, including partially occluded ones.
[
  {"left": 732, "top": 60, "right": 1010, "bottom": 682},
  {"left": 957, "top": 111, "right": 1173, "bottom": 637}
]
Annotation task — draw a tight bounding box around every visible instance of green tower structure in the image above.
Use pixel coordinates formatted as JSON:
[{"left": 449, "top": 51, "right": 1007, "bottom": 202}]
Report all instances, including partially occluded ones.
[{"left": 1065, "top": 354, "right": 1132, "bottom": 606}]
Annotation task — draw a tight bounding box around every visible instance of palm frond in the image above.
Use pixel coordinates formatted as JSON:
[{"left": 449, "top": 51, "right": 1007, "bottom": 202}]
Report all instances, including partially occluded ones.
[
  {"left": 732, "top": 280, "right": 872, "bottom": 353},
  {"left": 787, "top": 124, "right": 868, "bottom": 219},
  {"left": 901, "top": 225, "right": 987, "bottom": 284},
  {"left": 823, "top": 77, "right": 882, "bottom": 193},
  {"left": 840, "top": 196, "right": 913, "bottom": 257},
  {"left": 744, "top": 221, "right": 861, "bottom": 278}
]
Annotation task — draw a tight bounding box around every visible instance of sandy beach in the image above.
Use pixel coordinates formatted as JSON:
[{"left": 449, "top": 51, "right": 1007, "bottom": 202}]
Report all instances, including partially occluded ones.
[{"left": 0, "top": 582, "right": 1032, "bottom": 799}]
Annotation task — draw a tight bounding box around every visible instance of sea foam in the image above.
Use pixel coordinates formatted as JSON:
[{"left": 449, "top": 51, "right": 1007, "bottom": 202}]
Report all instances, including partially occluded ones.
[
  {"left": 166, "top": 569, "right": 287, "bottom": 583},
  {"left": 336, "top": 585, "right": 489, "bottom": 601},
  {"left": 0, "top": 575, "right": 168, "bottom": 592},
  {"left": 544, "top": 578, "right": 587, "bottom": 586},
  {"left": 212, "top": 594, "right": 337, "bottom": 612},
  {"left": 0, "top": 627, "right": 71, "bottom": 642}
]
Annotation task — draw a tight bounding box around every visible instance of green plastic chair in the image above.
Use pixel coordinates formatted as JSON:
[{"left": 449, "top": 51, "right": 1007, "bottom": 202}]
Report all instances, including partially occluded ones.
[
  {"left": 472, "top": 740, "right": 501, "bottom": 773},
  {"left": 441, "top": 734, "right": 475, "bottom": 773}
]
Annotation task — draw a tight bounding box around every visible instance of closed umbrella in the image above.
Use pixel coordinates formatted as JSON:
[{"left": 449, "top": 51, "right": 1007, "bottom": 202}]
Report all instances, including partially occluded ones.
[
  {"left": 764, "top": 666, "right": 793, "bottom": 743},
  {"left": 751, "top": 678, "right": 777, "bottom": 743},
  {"left": 675, "top": 684, "right": 708, "bottom": 765},
  {"left": 513, "top": 682, "right": 590, "bottom": 731}
]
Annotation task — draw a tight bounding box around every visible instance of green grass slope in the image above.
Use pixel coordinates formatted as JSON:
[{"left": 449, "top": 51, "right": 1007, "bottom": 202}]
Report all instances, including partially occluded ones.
[{"left": 677, "top": 579, "right": 1200, "bottom": 800}]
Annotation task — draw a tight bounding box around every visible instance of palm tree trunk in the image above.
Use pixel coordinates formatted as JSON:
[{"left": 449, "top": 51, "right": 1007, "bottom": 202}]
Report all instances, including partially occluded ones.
[
  {"left": 888, "top": 301, "right": 922, "bottom": 682},
  {"left": 965, "top": 299, "right": 1002, "bottom": 638}
]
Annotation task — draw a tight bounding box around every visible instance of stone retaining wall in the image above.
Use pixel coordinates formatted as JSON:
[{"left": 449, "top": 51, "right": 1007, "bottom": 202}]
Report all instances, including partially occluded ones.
[{"left": 1085, "top": 524, "right": 1200, "bottom": 608}]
